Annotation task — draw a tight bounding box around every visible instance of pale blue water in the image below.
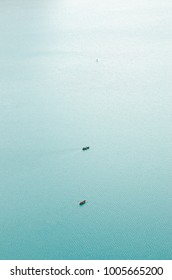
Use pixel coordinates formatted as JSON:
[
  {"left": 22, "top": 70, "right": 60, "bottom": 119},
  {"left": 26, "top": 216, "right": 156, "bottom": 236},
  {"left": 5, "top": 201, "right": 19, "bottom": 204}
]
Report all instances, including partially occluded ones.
[{"left": 0, "top": 0, "right": 172, "bottom": 259}]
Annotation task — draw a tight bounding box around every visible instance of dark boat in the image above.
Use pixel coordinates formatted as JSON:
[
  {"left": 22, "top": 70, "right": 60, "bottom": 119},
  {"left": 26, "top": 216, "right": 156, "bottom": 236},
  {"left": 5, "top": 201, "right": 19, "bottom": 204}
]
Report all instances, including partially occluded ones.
[
  {"left": 82, "top": 146, "right": 90, "bottom": 151},
  {"left": 79, "top": 200, "right": 86, "bottom": 205}
]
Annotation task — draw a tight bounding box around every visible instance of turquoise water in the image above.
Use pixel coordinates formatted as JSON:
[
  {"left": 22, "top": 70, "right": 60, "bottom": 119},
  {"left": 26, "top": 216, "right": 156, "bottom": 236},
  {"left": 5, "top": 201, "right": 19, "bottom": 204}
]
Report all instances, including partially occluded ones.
[{"left": 0, "top": 0, "right": 172, "bottom": 259}]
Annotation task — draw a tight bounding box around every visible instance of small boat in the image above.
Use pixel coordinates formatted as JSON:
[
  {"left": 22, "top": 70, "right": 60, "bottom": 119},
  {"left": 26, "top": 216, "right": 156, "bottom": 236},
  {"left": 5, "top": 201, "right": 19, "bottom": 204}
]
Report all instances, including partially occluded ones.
[
  {"left": 79, "top": 200, "right": 86, "bottom": 205},
  {"left": 82, "top": 146, "right": 90, "bottom": 151}
]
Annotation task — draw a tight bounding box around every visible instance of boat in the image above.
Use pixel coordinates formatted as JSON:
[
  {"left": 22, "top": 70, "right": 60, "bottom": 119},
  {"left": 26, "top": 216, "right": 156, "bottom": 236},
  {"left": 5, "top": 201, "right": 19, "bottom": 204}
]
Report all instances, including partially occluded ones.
[
  {"left": 82, "top": 146, "right": 90, "bottom": 151},
  {"left": 79, "top": 200, "right": 86, "bottom": 205}
]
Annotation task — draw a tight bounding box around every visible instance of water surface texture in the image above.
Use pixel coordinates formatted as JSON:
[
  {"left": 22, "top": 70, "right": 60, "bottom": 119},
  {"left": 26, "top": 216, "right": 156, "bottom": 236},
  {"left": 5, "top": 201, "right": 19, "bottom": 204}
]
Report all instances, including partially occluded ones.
[{"left": 0, "top": 0, "right": 172, "bottom": 259}]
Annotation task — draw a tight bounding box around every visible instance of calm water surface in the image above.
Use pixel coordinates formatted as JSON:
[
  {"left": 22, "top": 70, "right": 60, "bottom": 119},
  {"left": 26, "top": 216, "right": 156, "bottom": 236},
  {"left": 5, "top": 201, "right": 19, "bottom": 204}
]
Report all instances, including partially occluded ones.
[{"left": 0, "top": 0, "right": 172, "bottom": 259}]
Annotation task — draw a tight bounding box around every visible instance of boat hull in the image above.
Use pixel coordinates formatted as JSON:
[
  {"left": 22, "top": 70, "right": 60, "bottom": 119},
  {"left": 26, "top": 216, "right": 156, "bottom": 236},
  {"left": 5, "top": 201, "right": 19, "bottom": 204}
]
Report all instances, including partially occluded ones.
[{"left": 79, "top": 200, "right": 86, "bottom": 205}]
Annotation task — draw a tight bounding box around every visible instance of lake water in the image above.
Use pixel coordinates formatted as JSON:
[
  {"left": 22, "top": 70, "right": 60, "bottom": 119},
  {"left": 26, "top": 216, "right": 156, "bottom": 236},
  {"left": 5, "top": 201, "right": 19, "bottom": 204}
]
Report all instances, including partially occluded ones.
[{"left": 0, "top": 0, "right": 172, "bottom": 259}]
